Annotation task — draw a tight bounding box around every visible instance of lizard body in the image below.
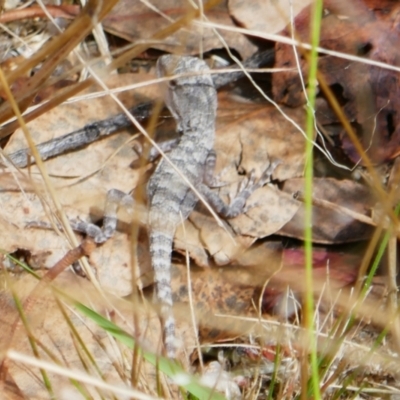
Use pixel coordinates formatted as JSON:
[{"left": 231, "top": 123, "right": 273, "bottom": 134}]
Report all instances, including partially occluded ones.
[{"left": 147, "top": 55, "right": 217, "bottom": 357}]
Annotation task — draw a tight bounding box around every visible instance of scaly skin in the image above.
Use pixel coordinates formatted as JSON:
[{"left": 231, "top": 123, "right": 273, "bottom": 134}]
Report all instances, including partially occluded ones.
[{"left": 147, "top": 56, "right": 217, "bottom": 358}]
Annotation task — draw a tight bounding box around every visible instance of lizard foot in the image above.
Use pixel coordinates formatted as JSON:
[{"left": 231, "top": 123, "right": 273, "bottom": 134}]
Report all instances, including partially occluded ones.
[
  {"left": 26, "top": 218, "right": 110, "bottom": 244},
  {"left": 227, "top": 160, "right": 282, "bottom": 217}
]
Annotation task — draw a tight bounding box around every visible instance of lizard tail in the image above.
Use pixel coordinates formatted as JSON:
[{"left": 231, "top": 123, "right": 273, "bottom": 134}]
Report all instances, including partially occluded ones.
[{"left": 149, "top": 230, "right": 176, "bottom": 358}]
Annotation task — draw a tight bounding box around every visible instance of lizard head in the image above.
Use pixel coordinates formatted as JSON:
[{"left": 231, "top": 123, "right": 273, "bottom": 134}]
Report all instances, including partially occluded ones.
[{"left": 156, "top": 55, "right": 217, "bottom": 133}]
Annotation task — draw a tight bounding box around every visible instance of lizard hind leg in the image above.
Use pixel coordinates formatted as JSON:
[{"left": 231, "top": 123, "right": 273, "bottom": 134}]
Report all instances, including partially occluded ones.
[{"left": 199, "top": 160, "right": 281, "bottom": 219}]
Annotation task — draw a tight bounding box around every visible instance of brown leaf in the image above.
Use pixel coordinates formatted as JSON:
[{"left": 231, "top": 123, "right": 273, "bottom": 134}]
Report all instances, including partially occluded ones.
[
  {"left": 171, "top": 241, "right": 282, "bottom": 342},
  {"left": 272, "top": 0, "right": 400, "bottom": 164},
  {"left": 103, "top": 0, "right": 257, "bottom": 60},
  {"left": 229, "top": 0, "right": 312, "bottom": 36},
  {"left": 279, "top": 177, "right": 376, "bottom": 243}
]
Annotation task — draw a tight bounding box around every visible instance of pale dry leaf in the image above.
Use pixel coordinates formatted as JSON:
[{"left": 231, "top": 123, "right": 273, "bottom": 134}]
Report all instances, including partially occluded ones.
[
  {"left": 229, "top": 186, "right": 300, "bottom": 238},
  {"left": 88, "top": 232, "right": 133, "bottom": 295},
  {"left": 0, "top": 190, "right": 69, "bottom": 268},
  {"left": 175, "top": 216, "right": 210, "bottom": 268},
  {"left": 187, "top": 210, "right": 255, "bottom": 267},
  {"left": 103, "top": 0, "right": 258, "bottom": 59},
  {"left": 175, "top": 209, "right": 254, "bottom": 268},
  {"left": 199, "top": 361, "right": 241, "bottom": 400},
  {"left": 229, "top": 0, "right": 312, "bottom": 35}
]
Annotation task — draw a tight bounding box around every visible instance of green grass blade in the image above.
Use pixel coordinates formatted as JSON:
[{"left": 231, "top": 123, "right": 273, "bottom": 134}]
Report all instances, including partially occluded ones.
[{"left": 75, "top": 302, "right": 226, "bottom": 400}]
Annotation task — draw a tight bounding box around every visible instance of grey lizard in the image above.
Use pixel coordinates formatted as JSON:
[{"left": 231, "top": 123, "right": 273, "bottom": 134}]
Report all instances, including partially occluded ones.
[
  {"left": 146, "top": 55, "right": 275, "bottom": 357},
  {"left": 147, "top": 55, "right": 218, "bottom": 358}
]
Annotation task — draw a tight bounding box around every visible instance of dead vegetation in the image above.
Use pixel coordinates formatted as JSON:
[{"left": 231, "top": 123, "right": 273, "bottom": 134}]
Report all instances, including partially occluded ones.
[{"left": 0, "top": 0, "right": 400, "bottom": 399}]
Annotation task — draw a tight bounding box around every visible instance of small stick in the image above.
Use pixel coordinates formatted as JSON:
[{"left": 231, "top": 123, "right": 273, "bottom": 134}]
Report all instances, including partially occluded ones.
[
  {"left": 7, "top": 102, "right": 153, "bottom": 168},
  {"left": 6, "top": 49, "right": 274, "bottom": 168}
]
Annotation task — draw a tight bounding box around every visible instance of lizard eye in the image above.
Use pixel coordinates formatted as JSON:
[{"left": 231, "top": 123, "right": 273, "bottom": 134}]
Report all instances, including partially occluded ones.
[{"left": 169, "top": 79, "right": 178, "bottom": 88}]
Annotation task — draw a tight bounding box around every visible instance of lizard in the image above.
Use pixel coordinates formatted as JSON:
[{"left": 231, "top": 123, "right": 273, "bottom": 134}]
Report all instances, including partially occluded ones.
[
  {"left": 145, "top": 55, "right": 219, "bottom": 358},
  {"left": 25, "top": 55, "right": 275, "bottom": 358},
  {"left": 142, "top": 55, "right": 276, "bottom": 358}
]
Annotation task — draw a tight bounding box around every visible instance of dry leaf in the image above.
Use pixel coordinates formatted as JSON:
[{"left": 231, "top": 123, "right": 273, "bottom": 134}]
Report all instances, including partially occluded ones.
[
  {"left": 279, "top": 177, "right": 375, "bottom": 243},
  {"left": 229, "top": 0, "right": 312, "bottom": 35},
  {"left": 0, "top": 273, "right": 170, "bottom": 398},
  {"left": 272, "top": 0, "right": 400, "bottom": 164},
  {"left": 104, "top": 0, "right": 258, "bottom": 60},
  {"left": 171, "top": 241, "right": 282, "bottom": 343}
]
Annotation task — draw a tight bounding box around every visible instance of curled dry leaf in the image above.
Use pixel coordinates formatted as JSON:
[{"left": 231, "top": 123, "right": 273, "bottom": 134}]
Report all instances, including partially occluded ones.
[
  {"left": 179, "top": 210, "right": 255, "bottom": 267},
  {"left": 175, "top": 216, "right": 210, "bottom": 267},
  {"left": 279, "top": 177, "right": 376, "bottom": 243},
  {"left": 229, "top": 0, "right": 312, "bottom": 35},
  {"left": 103, "top": 0, "right": 257, "bottom": 60}
]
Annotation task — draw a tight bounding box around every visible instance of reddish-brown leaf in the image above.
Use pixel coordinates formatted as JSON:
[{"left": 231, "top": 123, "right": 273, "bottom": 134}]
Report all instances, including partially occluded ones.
[{"left": 272, "top": 0, "right": 400, "bottom": 164}]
